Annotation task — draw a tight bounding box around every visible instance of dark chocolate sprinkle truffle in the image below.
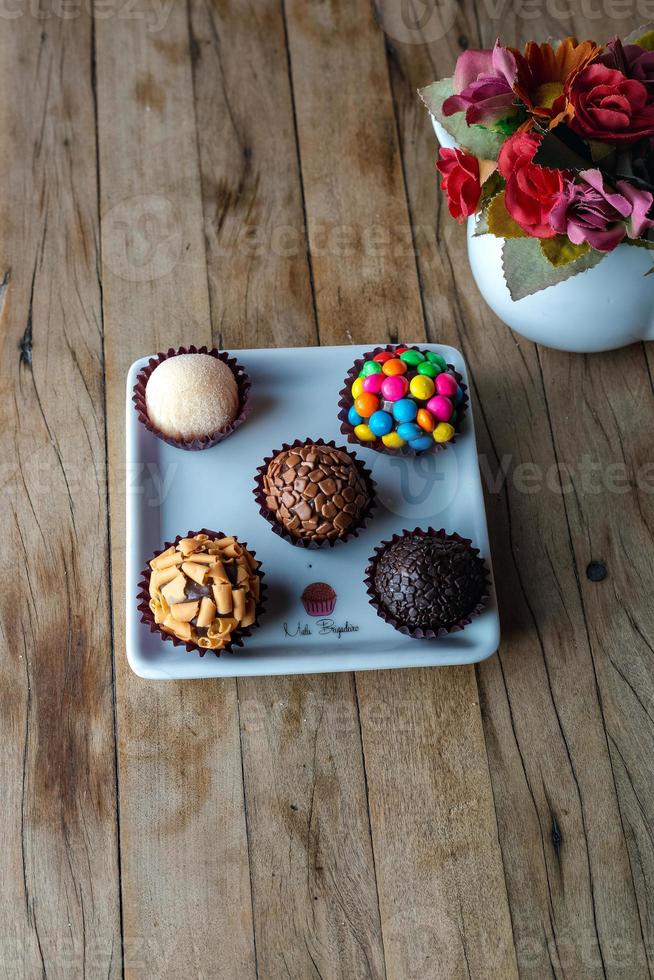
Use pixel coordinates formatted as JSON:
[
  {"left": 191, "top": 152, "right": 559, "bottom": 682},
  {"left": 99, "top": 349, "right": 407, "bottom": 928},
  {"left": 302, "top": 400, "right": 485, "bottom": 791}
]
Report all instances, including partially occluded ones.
[{"left": 373, "top": 532, "right": 487, "bottom": 632}]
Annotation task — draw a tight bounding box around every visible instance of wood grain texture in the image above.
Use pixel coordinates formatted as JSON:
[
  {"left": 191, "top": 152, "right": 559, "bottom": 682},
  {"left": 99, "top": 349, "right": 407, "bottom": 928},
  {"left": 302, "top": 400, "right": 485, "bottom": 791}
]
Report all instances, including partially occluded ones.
[
  {"left": 536, "top": 10, "right": 654, "bottom": 976},
  {"left": 357, "top": 667, "right": 518, "bottom": 980},
  {"left": 285, "top": 0, "right": 425, "bottom": 345},
  {"left": 0, "top": 12, "right": 121, "bottom": 979},
  {"left": 383, "top": 1, "right": 653, "bottom": 975},
  {"left": 4, "top": 2, "right": 654, "bottom": 977},
  {"left": 95, "top": 5, "right": 255, "bottom": 977},
  {"left": 188, "top": 0, "right": 316, "bottom": 350},
  {"left": 190, "top": 2, "right": 385, "bottom": 974},
  {"left": 283, "top": 1, "right": 518, "bottom": 976}
]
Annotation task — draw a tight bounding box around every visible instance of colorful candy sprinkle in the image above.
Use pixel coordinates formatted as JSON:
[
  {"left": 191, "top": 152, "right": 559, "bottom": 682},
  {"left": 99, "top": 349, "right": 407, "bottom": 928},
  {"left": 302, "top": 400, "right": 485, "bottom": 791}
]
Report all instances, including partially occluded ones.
[
  {"left": 381, "top": 375, "right": 409, "bottom": 402},
  {"left": 369, "top": 410, "right": 393, "bottom": 436},
  {"left": 382, "top": 431, "right": 406, "bottom": 448},
  {"left": 396, "top": 422, "right": 422, "bottom": 442},
  {"left": 426, "top": 351, "right": 447, "bottom": 370},
  {"left": 433, "top": 422, "right": 455, "bottom": 444},
  {"left": 351, "top": 377, "right": 364, "bottom": 399},
  {"left": 354, "top": 423, "right": 376, "bottom": 442},
  {"left": 363, "top": 373, "right": 384, "bottom": 394},
  {"left": 427, "top": 394, "right": 453, "bottom": 422},
  {"left": 345, "top": 346, "right": 464, "bottom": 453},
  {"left": 400, "top": 349, "right": 425, "bottom": 367},
  {"left": 354, "top": 392, "right": 379, "bottom": 418},
  {"left": 392, "top": 398, "right": 418, "bottom": 423},
  {"left": 361, "top": 360, "right": 382, "bottom": 376},
  {"left": 382, "top": 358, "right": 407, "bottom": 377},
  {"left": 435, "top": 373, "right": 458, "bottom": 398},
  {"left": 408, "top": 435, "right": 433, "bottom": 452},
  {"left": 409, "top": 375, "right": 435, "bottom": 402},
  {"left": 416, "top": 408, "right": 435, "bottom": 432},
  {"left": 417, "top": 361, "right": 438, "bottom": 378}
]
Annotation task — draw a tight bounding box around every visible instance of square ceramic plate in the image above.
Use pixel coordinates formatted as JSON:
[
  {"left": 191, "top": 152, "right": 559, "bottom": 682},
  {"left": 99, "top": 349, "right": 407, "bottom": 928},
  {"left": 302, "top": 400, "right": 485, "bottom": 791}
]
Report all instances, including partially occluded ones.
[{"left": 125, "top": 344, "right": 499, "bottom": 678}]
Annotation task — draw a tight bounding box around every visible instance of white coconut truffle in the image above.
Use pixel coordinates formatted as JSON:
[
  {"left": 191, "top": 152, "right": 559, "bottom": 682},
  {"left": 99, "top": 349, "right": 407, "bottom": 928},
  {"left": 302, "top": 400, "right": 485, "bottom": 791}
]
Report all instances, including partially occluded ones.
[{"left": 145, "top": 353, "right": 239, "bottom": 441}]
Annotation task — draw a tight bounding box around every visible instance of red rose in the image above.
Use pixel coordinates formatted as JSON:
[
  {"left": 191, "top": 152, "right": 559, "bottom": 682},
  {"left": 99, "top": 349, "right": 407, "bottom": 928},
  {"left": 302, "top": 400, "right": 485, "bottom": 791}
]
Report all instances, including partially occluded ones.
[
  {"left": 498, "top": 132, "right": 564, "bottom": 238},
  {"left": 436, "top": 148, "right": 482, "bottom": 223},
  {"left": 567, "top": 63, "right": 654, "bottom": 144}
]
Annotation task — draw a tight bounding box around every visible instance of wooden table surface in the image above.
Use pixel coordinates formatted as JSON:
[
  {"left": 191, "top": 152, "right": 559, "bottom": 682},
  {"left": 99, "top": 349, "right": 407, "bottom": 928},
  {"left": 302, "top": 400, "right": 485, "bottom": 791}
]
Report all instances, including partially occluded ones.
[{"left": 3, "top": 2, "right": 654, "bottom": 977}]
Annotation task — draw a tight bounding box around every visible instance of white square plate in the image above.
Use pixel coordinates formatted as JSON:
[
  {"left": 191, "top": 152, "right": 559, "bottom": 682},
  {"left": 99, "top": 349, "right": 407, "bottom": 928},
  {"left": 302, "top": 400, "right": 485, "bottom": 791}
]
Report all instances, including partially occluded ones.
[{"left": 125, "top": 344, "right": 499, "bottom": 678}]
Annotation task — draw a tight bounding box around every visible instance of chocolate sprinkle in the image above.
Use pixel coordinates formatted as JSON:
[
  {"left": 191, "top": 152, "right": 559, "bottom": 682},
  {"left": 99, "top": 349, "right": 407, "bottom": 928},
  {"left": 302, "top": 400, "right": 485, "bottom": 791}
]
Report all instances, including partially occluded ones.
[
  {"left": 261, "top": 443, "right": 372, "bottom": 544},
  {"left": 373, "top": 533, "right": 488, "bottom": 631}
]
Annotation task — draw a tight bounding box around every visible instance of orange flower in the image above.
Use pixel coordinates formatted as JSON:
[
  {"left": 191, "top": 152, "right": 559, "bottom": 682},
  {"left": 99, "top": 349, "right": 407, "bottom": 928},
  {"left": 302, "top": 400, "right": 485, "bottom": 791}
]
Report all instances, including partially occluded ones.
[{"left": 512, "top": 37, "right": 602, "bottom": 126}]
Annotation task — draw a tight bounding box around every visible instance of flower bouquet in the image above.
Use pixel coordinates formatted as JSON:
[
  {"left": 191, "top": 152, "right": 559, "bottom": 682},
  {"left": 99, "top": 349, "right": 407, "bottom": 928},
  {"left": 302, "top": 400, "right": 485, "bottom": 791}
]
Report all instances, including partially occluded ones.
[{"left": 419, "top": 27, "right": 654, "bottom": 302}]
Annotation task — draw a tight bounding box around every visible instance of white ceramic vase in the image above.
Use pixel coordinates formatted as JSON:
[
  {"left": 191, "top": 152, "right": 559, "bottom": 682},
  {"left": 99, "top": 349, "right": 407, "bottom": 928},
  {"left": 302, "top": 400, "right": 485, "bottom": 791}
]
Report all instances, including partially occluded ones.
[{"left": 431, "top": 117, "right": 654, "bottom": 353}]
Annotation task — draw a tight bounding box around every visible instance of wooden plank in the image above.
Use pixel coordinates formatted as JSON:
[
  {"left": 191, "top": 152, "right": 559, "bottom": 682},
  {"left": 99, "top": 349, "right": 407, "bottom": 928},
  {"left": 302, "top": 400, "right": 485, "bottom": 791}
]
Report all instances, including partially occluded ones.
[
  {"left": 189, "top": 1, "right": 385, "bottom": 974},
  {"left": 536, "top": 8, "right": 654, "bottom": 971},
  {"left": 94, "top": 6, "right": 256, "bottom": 978},
  {"left": 0, "top": 13, "right": 121, "bottom": 979},
  {"left": 358, "top": 667, "right": 518, "bottom": 980},
  {"left": 282, "top": 1, "right": 518, "bottom": 976},
  {"left": 189, "top": 0, "right": 316, "bottom": 350},
  {"left": 285, "top": 0, "right": 426, "bottom": 344},
  {"left": 385, "top": 4, "right": 652, "bottom": 975}
]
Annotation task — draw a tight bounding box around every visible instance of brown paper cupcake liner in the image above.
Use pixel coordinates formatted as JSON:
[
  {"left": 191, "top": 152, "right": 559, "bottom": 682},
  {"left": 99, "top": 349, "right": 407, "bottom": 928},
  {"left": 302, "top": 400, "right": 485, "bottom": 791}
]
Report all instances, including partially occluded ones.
[
  {"left": 132, "top": 345, "right": 252, "bottom": 451},
  {"left": 364, "top": 527, "right": 491, "bottom": 639},
  {"left": 253, "top": 438, "right": 377, "bottom": 550},
  {"left": 137, "top": 529, "right": 266, "bottom": 657},
  {"left": 337, "top": 345, "right": 469, "bottom": 456}
]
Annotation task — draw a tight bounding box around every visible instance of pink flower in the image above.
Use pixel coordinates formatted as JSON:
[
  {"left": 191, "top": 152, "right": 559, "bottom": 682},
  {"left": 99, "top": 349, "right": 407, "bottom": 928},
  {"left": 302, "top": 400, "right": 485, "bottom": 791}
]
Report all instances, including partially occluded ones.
[
  {"left": 550, "top": 169, "right": 654, "bottom": 251},
  {"left": 443, "top": 41, "right": 518, "bottom": 125},
  {"left": 436, "top": 148, "right": 482, "bottom": 222},
  {"left": 498, "top": 132, "right": 564, "bottom": 238}
]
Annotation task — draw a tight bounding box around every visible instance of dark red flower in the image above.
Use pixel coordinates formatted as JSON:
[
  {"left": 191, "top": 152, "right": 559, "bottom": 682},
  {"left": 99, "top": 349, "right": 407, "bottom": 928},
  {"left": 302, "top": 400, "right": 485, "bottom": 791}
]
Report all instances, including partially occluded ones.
[
  {"left": 498, "top": 132, "right": 564, "bottom": 237},
  {"left": 567, "top": 63, "right": 654, "bottom": 144},
  {"left": 436, "top": 148, "right": 482, "bottom": 223}
]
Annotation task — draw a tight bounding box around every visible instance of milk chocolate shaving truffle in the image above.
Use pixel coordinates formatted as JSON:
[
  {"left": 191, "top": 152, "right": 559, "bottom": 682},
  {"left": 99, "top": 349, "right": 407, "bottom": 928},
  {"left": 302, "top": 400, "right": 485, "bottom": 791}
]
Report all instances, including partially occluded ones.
[
  {"left": 373, "top": 531, "right": 487, "bottom": 633},
  {"left": 147, "top": 532, "right": 261, "bottom": 652},
  {"left": 145, "top": 353, "right": 239, "bottom": 441},
  {"left": 261, "top": 443, "right": 372, "bottom": 544}
]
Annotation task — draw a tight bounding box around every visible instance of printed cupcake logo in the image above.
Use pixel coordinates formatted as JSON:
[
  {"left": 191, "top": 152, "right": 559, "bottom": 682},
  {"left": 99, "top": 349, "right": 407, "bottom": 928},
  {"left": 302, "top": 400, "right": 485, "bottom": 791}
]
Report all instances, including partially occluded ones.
[{"left": 301, "top": 582, "right": 337, "bottom": 617}]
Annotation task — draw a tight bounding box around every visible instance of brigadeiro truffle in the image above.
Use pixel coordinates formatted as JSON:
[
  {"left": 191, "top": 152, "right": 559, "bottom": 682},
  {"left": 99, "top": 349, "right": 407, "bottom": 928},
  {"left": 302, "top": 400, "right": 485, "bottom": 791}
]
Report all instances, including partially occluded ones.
[
  {"left": 338, "top": 345, "right": 468, "bottom": 455},
  {"left": 132, "top": 346, "right": 251, "bottom": 450},
  {"left": 366, "top": 528, "right": 490, "bottom": 637},
  {"left": 254, "top": 439, "right": 375, "bottom": 548},
  {"left": 138, "top": 530, "right": 265, "bottom": 656}
]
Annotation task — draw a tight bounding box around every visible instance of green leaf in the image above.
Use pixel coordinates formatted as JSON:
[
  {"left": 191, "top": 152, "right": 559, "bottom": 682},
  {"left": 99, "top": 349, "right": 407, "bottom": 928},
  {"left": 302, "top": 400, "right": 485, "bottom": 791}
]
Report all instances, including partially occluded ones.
[
  {"left": 540, "top": 236, "right": 590, "bottom": 268},
  {"left": 418, "top": 79, "right": 506, "bottom": 161},
  {"left": 625, "top": 23, "right": 654, "bottom": 49},
  {"left": 502, "top": 238, "right": 606, "bottom": 301},
  {"left": 487, "top": 192, "right": 528, "bottom": 239},
  {"left": 491, "top": 114, "right": 527, "bottom": 137},
  {"left": 624, "top": 236, "right": 654, "bottom": 251}
]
